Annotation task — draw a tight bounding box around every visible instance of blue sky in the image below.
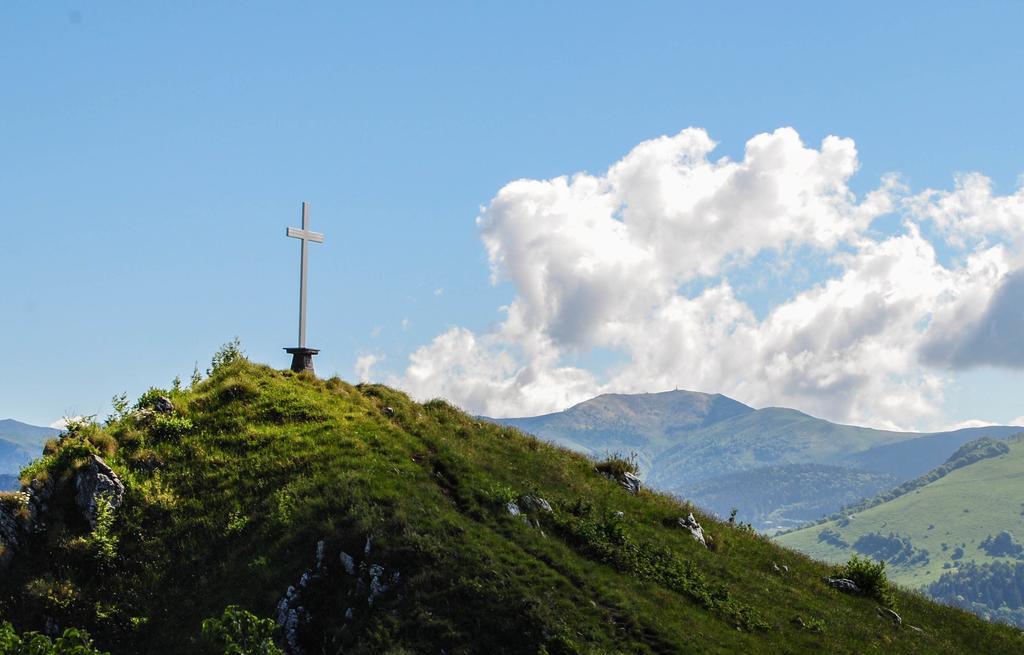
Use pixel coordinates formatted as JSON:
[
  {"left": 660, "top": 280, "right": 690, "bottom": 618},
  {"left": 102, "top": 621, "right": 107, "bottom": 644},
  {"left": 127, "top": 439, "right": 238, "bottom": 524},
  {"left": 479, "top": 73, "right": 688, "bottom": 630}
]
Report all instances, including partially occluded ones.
[{"left": 2, "top": 2, "right": 1023, "bottom": 429}]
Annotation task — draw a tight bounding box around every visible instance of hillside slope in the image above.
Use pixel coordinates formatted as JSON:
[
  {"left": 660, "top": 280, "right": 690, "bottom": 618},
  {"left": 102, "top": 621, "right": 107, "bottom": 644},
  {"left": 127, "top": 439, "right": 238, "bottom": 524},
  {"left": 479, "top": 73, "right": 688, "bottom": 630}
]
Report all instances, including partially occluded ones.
[
  {"left": 493, "top": 396, "right": 1022, "bottom": 530},
  {"left": 776, "top": 435, "right": 1024, "bottom": 624},
  {"left": 1, "top": 359, "right": 1021, "bottom": 654}
]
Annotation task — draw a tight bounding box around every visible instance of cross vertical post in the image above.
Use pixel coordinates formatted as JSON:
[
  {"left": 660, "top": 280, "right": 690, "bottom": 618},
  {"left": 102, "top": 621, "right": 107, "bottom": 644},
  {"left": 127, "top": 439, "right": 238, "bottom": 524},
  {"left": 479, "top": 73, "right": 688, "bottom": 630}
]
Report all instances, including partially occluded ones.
[
  {"left": 285, "top": 201, "right": 325, "bottom": 374},
  {"left": 298, "top": 201, "right": 310, "bottom": 348}
]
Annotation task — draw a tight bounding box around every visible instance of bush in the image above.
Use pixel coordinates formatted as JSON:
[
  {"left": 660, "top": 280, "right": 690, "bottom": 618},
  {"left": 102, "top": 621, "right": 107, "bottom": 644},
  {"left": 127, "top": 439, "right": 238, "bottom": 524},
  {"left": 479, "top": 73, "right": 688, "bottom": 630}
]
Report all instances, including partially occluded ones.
[
  {"left": 836, "top": 555, "right": 895, "bottom": 608},
  {"left": 483, "top": 483, "right": 517, "bottom": 506},
  {"left": 208, "top": 338, "right": 246, "bottom": 376},
  {"left": 150, "top": 415, "right": 194, "bottom": 442},
  {"left": 201, "top": 605, "right": 283, "bottom": 655},
  {"left": 0, "top": 621, "right": 108, "bottom": 654},
  {"left": 595, "top": 452, "right": 639, "bottom": 479},
  {"left": 134, "top": 387, "right": 170, "bottom": 412}
]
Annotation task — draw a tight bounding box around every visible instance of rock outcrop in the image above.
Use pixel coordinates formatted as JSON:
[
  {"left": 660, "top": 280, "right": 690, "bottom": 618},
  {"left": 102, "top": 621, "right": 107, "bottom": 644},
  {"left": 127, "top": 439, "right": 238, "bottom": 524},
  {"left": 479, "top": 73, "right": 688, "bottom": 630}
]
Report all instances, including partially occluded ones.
[
  {"left": 74, "top": 455, "right": 125, "bottom": 529},
  {"left": 679, "top": 512, "right": 707, "bottom": 547},
  {"left": 276, "top": 536, "right": 401, "bottom": 655},
  {"left": 825, "top": 577, "right": 862, "bottom": 594},
  {"left": 518, "top": 495, "right": 553, "bottom": 514},
  {"left": 620, "top": 472, "right": 641, "bottom": 495}
]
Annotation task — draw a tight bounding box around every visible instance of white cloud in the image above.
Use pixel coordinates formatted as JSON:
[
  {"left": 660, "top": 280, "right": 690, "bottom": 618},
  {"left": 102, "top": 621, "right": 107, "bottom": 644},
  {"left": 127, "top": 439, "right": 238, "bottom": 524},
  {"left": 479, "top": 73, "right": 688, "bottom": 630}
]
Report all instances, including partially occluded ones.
[
  {"left": 909, "top": 173, "right": 1024, "bottom": 249},
  {"left": 391, "top": 127, "right": 1024, "bottom": 429},
  {"left": 354, "top": 354, "right": 383, "bottom": 383}
]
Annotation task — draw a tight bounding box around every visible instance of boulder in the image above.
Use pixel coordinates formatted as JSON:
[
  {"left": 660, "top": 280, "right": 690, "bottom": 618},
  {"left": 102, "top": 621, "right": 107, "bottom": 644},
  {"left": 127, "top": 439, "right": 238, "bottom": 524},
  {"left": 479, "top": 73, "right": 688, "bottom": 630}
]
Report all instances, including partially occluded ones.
[
  {"left": 340, "top": 551, "right": 356, "bottom": 576},
  {"left": 518, "top": 495, "right": 553, "bottom": 514},
  {"left": 678, "top": 512, "right": 707, "bottom": 547},
  {"left": 154, "top": 396, "right": 174, "bottom": 414},
  {"left": 876, "top": 606, "right": 902, "bottom": 627},
  {"left": 620, "top": 472, "right": 641, "bottom": 495},
  {"left": 74, "top": 455, "right": 125, "bottom": 529},
  {"left": 824, "top": 577, "right": 862, "bottom": 594}
]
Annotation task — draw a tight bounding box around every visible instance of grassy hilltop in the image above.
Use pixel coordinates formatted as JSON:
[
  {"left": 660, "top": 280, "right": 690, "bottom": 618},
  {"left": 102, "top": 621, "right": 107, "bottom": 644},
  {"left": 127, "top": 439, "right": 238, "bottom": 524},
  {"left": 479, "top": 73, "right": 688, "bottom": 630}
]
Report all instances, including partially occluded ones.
[{"left": 1, "top": 353, "right": 1022, "bottom": 654}]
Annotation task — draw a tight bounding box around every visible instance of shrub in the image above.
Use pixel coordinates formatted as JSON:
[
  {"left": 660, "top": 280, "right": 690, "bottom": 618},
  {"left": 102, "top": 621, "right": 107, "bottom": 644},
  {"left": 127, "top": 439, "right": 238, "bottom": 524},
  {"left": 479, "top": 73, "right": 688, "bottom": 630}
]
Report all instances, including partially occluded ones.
[
  {"left": 24, "top": 576, "right": 79, "bottom": 613},
  {"left": 208, "top": 338, "right": 246, "bottom": 376},
  {"left": 835, "top": 555, "right": 895, "bottom": 608},
  {"left": 483, "top": 483, "right": 517, "bottom": 506},
  {"left": 201, "top": 605, "right": 283, "bottom": 655},
  {"left": 0, "top": 621, "right": 108, "bottom": 654},
  {"left": 134, "top": 387, "right": 170, "bottom": 412},
  {"left": 87, "top": 496, "right": 118, "bottom": 565},
  {"left": 106, "top": 392, "right": 130, "bottom": 425},
  {"left": 150, "top": 415, "right": 193, "bottom": 442},
  {"left": 595, "top": 452, "right": 639, "bottom": 479}
]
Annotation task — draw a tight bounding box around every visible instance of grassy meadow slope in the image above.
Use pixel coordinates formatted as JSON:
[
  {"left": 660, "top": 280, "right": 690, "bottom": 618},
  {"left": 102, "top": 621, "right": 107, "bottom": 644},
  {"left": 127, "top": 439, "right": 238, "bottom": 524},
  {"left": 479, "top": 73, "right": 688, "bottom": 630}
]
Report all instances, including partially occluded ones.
[
  {"left": 776, "top": 435, "right": 1024, "bottom": 591},
  {"left": 1, "top": 358, "right": 1021, "bottom": 654}
]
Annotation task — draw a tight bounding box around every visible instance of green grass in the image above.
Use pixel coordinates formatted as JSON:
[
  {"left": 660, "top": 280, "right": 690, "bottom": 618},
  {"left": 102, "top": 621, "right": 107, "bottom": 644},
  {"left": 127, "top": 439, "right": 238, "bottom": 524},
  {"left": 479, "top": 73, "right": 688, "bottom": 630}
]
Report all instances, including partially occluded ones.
[
  {"left": 0, "top": 358, "right": 1021, "bottom": 654},
  {"left": 777, "top": 435, "right": 1024, "bottom": 590}
]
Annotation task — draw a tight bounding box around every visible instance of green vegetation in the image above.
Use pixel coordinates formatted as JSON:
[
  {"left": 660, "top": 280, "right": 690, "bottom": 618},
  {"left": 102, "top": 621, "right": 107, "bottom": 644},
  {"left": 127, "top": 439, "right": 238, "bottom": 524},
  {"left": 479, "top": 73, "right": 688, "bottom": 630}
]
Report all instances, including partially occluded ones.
[
  {"left": 835, "top": 555, "right": 896, "bottom": 609},
  {"left": 201, "top": 606, "right": 283, "bottom": 655},
  {"left": 928, "top": 562, "right": 1024, "bottom": 628},
  {"left": 813, "top": 437, "right": 1013, "bottom": 526},
  {"left": 0, "top": 621, "right": 108, "bottom": 654},
  {"left": 777, "top": 435, "right": 1024, "bottom": 586},
  {"left": 593, "top": 451, "right": 639, "bottom": 479},
  {"left": 1, "top": 352, "right": 1022, "bottom": 653},
  {"left": 777, "top": 434, "right": 1024, "bottom": 628}
]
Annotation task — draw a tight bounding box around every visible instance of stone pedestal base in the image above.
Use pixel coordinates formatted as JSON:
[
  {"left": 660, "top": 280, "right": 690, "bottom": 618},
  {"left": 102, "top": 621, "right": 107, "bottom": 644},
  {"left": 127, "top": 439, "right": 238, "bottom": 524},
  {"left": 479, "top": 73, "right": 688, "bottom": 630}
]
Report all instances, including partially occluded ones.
[{"left": 284, "top": 347, "right": 319, "bottom": 375}]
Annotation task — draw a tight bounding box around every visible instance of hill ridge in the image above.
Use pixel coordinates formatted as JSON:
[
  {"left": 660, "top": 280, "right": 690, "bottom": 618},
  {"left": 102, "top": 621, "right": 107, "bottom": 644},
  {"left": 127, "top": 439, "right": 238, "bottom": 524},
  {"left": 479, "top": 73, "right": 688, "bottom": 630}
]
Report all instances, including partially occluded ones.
[{"left": 1, "top": 358, "right": 1020, "bottom": 653}]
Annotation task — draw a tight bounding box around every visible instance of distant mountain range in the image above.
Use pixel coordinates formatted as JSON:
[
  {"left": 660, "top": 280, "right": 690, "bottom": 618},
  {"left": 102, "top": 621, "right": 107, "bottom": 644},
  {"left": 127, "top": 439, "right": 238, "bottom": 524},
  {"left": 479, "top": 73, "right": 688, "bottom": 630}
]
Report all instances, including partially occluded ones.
[
  {"left": 0, "top": 418, "right": 60, "bottom": 488},
  {"left": 487, "top": 390, "right": 1023, "bottom": 531}
]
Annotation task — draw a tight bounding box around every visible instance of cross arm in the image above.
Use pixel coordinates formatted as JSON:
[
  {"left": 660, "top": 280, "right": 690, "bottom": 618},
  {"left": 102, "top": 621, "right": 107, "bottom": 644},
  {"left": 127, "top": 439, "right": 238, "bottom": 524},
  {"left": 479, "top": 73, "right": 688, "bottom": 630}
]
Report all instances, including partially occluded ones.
[{"left": 286, "top": 227, "right": 325, "bottom": 243}]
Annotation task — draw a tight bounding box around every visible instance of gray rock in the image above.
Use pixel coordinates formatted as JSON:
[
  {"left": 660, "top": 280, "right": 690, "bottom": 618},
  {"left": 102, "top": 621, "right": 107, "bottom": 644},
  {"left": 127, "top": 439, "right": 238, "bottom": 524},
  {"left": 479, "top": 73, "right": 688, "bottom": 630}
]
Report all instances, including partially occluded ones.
[
  {"left": 0, "top": 503, "right": 22, "bottom": 567},
  {"left": 74, "top": 455, "right": 125, "bottom": 529},
  {"left": 876, "top": 606, "right": 902, "bottom": 627},
  {"left": 383, "top": 406, "right": 395, "bottom": 417},
  {"left": 678, "top": 512, "right": 707, "bottom": 547},
  {"left": 505, "top": 502, "right": 521, "bottom": 517},
  {"left": 824, "top": 577, "right": 862, "bottom": 594},
  {"left": 620, "top": 472, "right": 641, "bottom": 495},
  {"left": 518, "top": 495, "right": 553, "bottom": 514},
  {"left": 154, "top": 396, "right": 174, "bottom": 414},
  {"left": 340, "top": 551, "right": 356, "bottom": 576}
]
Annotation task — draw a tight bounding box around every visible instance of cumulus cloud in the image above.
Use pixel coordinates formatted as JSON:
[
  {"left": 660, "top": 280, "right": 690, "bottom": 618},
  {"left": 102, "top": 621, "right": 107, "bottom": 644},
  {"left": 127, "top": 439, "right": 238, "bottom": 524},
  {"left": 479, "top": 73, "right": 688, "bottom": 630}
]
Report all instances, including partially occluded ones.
[
  {"left": 355, "top": 354, "right": 383, "bottom": 383},
  {"left": 921, "top": 268, "right": 1024, "bottom": 369},
  {"left": 392, "top": 127, "right": 1024, "bottom": 429},
  {"left": 909, "top": 173, "right": 1024, "bottom": 248}
]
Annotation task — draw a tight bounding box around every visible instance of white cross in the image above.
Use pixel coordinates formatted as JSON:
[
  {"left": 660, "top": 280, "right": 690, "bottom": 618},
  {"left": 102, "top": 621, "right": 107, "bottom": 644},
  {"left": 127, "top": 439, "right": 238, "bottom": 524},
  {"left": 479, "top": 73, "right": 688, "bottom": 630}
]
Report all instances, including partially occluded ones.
[{"left": 286, "top": 201, "right": 324, "bottom": 348}]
